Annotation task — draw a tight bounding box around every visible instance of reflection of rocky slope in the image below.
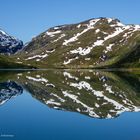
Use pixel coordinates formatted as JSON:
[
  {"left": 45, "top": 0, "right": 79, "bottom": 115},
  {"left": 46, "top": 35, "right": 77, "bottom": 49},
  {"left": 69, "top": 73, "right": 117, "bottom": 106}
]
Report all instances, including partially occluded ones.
[
  {"left": 0, "top": 81, "right": 23, "bottom": 105},
  {"left": 0, "top": 70, "right": 139, "bottom": 119},
  {"left": 15, "top": 70, "right": 140, "bottom": 119}
]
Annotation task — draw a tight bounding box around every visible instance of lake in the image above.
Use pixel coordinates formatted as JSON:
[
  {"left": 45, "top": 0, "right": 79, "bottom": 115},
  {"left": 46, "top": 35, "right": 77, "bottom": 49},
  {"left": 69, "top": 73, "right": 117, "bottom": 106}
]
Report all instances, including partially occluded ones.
[{"left": 0, "top": 69, "right": 140, "bottom": 140}]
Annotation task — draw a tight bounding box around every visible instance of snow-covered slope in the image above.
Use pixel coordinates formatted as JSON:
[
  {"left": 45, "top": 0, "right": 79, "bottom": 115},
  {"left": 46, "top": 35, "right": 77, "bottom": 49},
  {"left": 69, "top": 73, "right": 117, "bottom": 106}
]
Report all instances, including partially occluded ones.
[{"left": 0, "top": 29, "right": 23, "bottom": 55}]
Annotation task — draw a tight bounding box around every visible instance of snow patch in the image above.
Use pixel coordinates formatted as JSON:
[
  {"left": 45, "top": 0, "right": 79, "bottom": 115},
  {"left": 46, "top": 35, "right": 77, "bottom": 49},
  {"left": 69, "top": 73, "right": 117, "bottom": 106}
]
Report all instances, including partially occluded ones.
[
  {"left": 26, "top": 76, "right": 48, "bottom": 83},
  {"left": 85, "top": 76, "right": 91, "bottom": 80},
  {"left": 85, "top": 58, "right": 91, "bottom": 61},
  {"left": 46, "top": 30, "right": 62, "bottom": 37},
  {"left": 63, "top": 56, "right": 79, "bottom": 65},
  {"left": 52, "top": 34, "right": 66, "bottom": 43},
  {"left": 95, "top": 29, "right": 100, "bottom": 33},
  {"left": 63, "top": 71, "right": 78, "bottom": 80},
  {"left": 50, "top": 93, "right": 65, "bottom": 102},
  {"left": 45, "top": 99, "right": 61, "bottom": 106},
  {"left": 70, "top": 47, "right": 92, "bottom": 56}
]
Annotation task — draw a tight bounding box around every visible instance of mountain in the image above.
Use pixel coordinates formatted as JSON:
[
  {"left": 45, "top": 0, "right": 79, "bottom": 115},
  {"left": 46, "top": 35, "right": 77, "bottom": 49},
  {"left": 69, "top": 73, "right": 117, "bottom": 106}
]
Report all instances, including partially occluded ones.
[
  {"left": 0, "top": 17, "right": 140, "bottom": 69},
  {"left": 0, "top": 29, "right": 23, "bottom": 55},
  {"left": 17, "top": 17, "right": 140, "bottom": 69}
]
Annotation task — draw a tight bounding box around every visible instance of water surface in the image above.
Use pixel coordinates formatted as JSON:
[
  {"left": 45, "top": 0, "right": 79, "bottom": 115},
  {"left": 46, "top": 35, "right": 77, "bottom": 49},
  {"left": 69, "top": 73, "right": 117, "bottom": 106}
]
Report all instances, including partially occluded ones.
[{"left": 0, "top": 70, "right": 140, "bottom": 140}]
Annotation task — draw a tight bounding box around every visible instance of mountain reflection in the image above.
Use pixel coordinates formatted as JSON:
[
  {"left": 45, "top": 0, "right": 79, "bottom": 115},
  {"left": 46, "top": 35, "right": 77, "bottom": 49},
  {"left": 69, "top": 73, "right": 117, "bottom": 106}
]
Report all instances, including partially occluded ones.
[
  {"left": 0, "top": 80, "right": 23, "bottom": 105},
  {"left": 0, "top": 70, "right": 140, "bottom": 119}
]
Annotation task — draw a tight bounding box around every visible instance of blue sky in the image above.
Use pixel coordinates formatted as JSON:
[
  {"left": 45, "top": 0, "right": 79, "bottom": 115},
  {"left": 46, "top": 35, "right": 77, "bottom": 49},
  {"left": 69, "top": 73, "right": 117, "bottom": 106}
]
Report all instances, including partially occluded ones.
[{"left": 0, "top": 0, "right": 140, "bottom": 42}]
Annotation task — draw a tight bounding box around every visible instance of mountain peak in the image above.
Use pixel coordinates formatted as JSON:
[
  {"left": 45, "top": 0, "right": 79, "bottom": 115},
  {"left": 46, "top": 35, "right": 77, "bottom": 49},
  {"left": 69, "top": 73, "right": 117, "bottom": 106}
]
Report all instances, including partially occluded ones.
[{"left": 0, "top": 29, "right": 23, "bottom": 55}]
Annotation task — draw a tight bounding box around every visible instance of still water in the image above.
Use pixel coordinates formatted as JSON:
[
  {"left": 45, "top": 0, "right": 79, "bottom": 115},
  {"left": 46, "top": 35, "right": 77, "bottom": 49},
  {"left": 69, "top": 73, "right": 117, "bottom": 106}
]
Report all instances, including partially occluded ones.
[{"left": 0, "top": 70, "right": 140, "bottom": 140}]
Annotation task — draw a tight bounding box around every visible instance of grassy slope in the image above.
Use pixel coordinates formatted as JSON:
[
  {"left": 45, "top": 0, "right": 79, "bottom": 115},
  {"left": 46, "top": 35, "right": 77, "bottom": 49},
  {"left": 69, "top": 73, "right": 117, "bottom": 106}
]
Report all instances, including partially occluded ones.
[{"left": 0, "top": 55, "right": 35, "bottom": 69}]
